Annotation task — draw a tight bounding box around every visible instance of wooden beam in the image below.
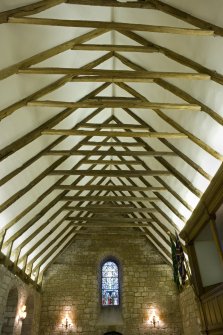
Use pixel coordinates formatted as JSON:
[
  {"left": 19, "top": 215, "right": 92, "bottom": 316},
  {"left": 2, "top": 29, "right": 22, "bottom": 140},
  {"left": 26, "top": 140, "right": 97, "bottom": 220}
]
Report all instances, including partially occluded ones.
[
  {"left": 42, "top": 129, "right": 188, "bottom": 138},
  {"left": 73, "top": 77, "right": 151, "bottom": 83},
  {"left": 114, "top": 83, "right": 223, "bottom": 162},
  {"left": 111, "top": 129, "right": 195, "bottom": 213},
  {"left": 62, "top": 196, "right": 160, "bottom": 202},
  {"left": 0, "top": 82, "right": 110, "bottom": 163},
  {"left": 0, "top": 0, "right": 65, "bottom": 23},
  {"left": 69, "top": 224, "right": 151, "bottom": 228},
  {"left": 18, "top": 212, "right": 73, "bottom": 266},
  {"left": 36, "top": 236, "right": 75, "bottom": 284},
  {"left": 2, "top": 171, "right": 108, "bottom": 249},
  {"left": 8, "top": 17, "right": 214, "bottom": 36},
  {"left": 67, "top": 0, "right": 156, "bottom": 9},
  {"left": 66, "top": 0, "right": 223, "bottom": 39},
  {"left": 110, "top": 180, "right": 173, "bottom": 244},
  {"left": 32, "top": 232, "right": 76, "bottom": 273},
  {"left": 106, "top": 182, "right": 173, "bottom": 261},
  {"left": 18, "top": 180, "right": 112, "bottom": 266},
  {"left": 19, "top": 68, "right": 210, "bottom": 80},
  {"left": 0, "top": 252, "right": 40, "bottom": 291},
  {"left": 72, "top": 44, "right": 158, "bottom": 52},
  {"left": 121, "top": 104, "right": 212, "bottom": 182},
  {"left": 155, "top": 78, "right": 223, "bottom": 126},
  {"left": 0, "top": 181, "right": 62, "bottom": 235},
  {"left": 11, "top": 204, "right": 69, "bottom": 262},
  {"left": 0, "top": 160, "right": 63, "bottom": 214},
  {"left": 142, "top": 0, "right": 223, "bottom": 37},
  {"left": 81, "top": 159, "right": 143, "bottom": 165},
  {"left": 114, "top": 116, "right": 203, "bottom": 198},
  {"left": 112, "top": 156, "right": 187, "bottom": 223},
  {"left": 55, "top": 185, "right": 166, "bottom": 192},
  {"left": 0, "top": 136, "right": 65, "bottom": 187},
  {"left": 0, "top": 28, "right": 107, "bottom": 81},
  {"left": 2, "top": 193, "right": 66, "bottom": 249},
  {"left": 18, "top": 186, "right": 108, "bottom": 267},
  {"left": 0, "top": 117, "right": 112, "bottom": 235},
  {"left": 66, "top": 206, "right": 158, "bottom": 213},
  {"left": 0, "top": 48, "right": 110, "bottom": 123},
  {"left": 67, "top": 0, "right": 223, "bottom": 37},
  {"left": 66, "top": 231, "right": 147, "bottom": 235},
  {"left": 29, "top": 100, "right": 201, "bottom": 111},
  {"left": 45, "top": 149, "right": 178, "bottom": 156},
  {"left": 0, "top": 115, "right": 111, "bottom": 221},
  {"left": 68, "top": 215, "right": 154, "bottom": 222},
  {"left": 50, "top": 170, "right": 171, "bottom": 177},
  {"left": 114, "top": 46, "right": 223, "bottom": 126},
  {"left": 83, "top": 141, "right": 144, "bottom": 147},
  {"left": 76, "top": 123, "right": 184, "bottom": 130},
  {"left": 118, "top": 30, "right": 223, "bottom": 86},
  {"left": 67, "top": 217, "right": 153, "bottom": 223}
]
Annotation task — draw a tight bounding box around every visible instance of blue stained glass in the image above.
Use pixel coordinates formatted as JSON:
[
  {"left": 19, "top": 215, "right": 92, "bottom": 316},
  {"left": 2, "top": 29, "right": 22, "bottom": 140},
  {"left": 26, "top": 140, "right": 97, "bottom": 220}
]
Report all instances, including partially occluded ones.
[{"left": 102, "top": 261, "right": 119, "bottom": 306}]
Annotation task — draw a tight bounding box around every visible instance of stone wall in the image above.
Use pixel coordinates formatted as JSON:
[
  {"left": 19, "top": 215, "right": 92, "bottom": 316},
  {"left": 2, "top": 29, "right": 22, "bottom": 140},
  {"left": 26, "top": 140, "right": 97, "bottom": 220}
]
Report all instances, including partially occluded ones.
[
  {"left": 0, "top": 264, "right": 41, "bottom": 335},
  {"left": 179, "top": 285, "right": 202, "bottom": 335},
  {"left": 40, "top": 235, "right": 183, "bottom": 335}
]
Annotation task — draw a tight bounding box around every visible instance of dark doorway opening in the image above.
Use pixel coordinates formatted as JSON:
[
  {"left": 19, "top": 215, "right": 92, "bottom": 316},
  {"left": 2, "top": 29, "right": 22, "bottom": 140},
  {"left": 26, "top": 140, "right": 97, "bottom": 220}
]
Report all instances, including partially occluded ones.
[{"left": 104, "top": 332, "right": 122, "bottom": 335}]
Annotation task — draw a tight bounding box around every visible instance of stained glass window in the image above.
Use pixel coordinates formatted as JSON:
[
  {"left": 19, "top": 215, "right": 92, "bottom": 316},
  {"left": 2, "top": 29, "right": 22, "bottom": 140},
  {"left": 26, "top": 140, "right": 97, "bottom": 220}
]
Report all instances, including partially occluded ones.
[{"left": 102, "top": 261, "right": 119, "bottom": 306}]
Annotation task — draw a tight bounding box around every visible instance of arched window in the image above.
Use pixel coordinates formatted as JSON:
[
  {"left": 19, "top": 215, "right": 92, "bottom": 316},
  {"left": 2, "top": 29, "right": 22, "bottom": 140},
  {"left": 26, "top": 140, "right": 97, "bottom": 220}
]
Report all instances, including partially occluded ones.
[{"left": 101, "top": 261, "right": 119, "bottom": 306}]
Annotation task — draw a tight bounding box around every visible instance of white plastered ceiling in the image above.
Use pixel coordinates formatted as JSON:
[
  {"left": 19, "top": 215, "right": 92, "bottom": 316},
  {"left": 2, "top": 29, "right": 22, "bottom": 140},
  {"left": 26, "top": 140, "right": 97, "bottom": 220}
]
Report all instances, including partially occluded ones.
[{"left": 0, "top": 0, "right": 223, "bottom": 285}]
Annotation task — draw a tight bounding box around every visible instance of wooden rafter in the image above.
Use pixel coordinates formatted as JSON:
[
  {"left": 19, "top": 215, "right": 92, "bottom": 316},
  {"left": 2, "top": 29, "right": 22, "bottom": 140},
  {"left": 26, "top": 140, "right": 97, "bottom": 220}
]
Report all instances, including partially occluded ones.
[
  {"left": 31, "top": 185, "right": 156, "bottom": 276},
  {"left": 0, "top": 83, "right": 109, "bottom": 163},
  {"left": 0, "top": 109, "right": 108, "bottom": 237},
  {"left": 111, "top": 116, "right": 202, "bottom": 199},
  {"left": 1, "top": 0, "right": 223, "bottom": 284},
  {"left": 110, "top": 138, "right": 188, "bottom": 223},
  {"left": 115, "top": 81, "right": 223, "bottom": 161},
  {"left": 113, "top": 172, "right": 180, "bottom": 236},
  {"left": 121, "top": 106, "right": 212, "bottom": 182},
  {"left": 20, "top": 185, "right": 112, "bottom": 271},
  {"left": 8, "top": 17, "right": 214, "bottom": 36},
  {"left": 118, "top": 30, "right": 223, "bottom": 86},
  {"left": 11, "top": 204, "right": 70, "bottom": 265},
  {"left": 115, "top": 43, "right": 223, "bottom": 126},
  {"left": 67, "top": 0, "right": 223, "bottom": 37},
  {"left": 0, "top": 52, "right": 111, "bottom": 131},
  {"left": 3, "top": 120, "right": 145, "bottom": 263},
  {"left": 112, "top": 188, "right": 171, "bottom": 245},
  {"left": 0, "top": 28, "right": 107, "bottom": 81},
  {"left": 1, "top": 122, "right": 117, "bottom": 249},
  {"left": 106, "top": 181, "right": 172, "bottom": 262},
  {"left": 0, "top": 0, "right": 65, "bottom": 24}
]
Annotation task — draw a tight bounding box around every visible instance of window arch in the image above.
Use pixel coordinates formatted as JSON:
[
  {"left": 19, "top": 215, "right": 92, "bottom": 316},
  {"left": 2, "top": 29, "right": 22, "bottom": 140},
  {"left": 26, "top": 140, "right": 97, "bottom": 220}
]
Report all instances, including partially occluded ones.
[{"left": 101, "top": 260, "right": 119, "bottom": 306}]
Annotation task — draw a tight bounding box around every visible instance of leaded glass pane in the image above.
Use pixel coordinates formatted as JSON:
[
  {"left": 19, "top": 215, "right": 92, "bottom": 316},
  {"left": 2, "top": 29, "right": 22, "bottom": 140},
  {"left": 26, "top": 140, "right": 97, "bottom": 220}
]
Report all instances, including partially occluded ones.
[
  {"left": 102, "top": 262, "right": 118, "bottom": 278},
  {"left": 102, "top": 261, "right": 119, "bottom": 306}
]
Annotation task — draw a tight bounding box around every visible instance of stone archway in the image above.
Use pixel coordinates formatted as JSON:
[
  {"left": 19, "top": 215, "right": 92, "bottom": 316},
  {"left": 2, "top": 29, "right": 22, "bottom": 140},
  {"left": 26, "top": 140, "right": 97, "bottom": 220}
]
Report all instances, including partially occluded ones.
[
  {"left": 20, "top": 295, "right": 34, "bottom": 335},
  {"left": 2, "top": 287, "right": 18, "bottom": 335}
]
